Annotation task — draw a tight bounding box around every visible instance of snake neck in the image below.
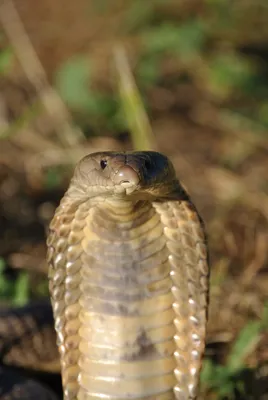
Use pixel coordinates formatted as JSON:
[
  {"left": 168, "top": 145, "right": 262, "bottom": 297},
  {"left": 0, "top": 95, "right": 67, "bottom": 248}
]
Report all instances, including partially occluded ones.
[
  {"left": 103, "top": 197, "right": 149, "bottom": 214},
  {"left": 93, "top": 198, "right": 155, "bottom": 229},
  {"left": 49, "top": 194, "right": 207, "bottom": 400},
  {"left": 74, "top": 197, "right": 178, "bottom": 399}
]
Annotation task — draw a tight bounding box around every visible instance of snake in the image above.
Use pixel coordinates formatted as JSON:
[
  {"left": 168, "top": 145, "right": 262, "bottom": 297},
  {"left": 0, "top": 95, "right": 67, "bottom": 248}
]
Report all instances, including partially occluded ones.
[
  {"left": 0, "top": 301, "right": 60, "bottom": 399},
  {"left": 47, "top": 151, "right": 209, "bottom": 400},
  {"left": 0, "top": 365, "right": 58, "bottom": 400}
]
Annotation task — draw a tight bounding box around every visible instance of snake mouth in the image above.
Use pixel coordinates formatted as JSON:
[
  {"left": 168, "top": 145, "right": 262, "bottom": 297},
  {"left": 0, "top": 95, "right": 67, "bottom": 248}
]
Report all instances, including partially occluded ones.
[{"left": 120, "top": 181, "right": 136, "bottom": 188}]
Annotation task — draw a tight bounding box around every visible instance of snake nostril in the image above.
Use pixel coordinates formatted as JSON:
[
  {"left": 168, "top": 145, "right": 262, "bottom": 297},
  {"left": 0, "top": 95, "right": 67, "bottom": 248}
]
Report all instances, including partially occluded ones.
[{"left": 113, "top": 166, "right": 140, "bottom": 186}]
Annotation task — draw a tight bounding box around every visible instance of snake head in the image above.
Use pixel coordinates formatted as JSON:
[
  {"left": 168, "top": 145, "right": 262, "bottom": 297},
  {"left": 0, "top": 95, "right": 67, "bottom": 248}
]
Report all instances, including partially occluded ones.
[{"left": 67, "top": 151, "right": 184, "bottom": 200}]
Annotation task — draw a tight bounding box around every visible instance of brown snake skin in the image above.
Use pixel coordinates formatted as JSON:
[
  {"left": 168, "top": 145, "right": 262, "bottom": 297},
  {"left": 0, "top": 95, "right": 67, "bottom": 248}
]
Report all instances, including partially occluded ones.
[
  {"left": 0, "top": 301, "right": 59, "bottom": 373},
  {"left": 0, "top": 302, "right": 60, "bottom": 400},
  {"left": 47, "top": 151, "right": 209, "bottom": 400},
  {"left": 0, "top": 365, "right": 58, "bottom": 400}
]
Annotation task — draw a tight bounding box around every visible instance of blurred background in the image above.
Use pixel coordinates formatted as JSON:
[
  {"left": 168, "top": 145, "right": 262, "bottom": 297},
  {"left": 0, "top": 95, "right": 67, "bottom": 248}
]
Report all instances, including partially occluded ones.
[{"left": 0, "top": 0, "right": 268, "bottom": 398}]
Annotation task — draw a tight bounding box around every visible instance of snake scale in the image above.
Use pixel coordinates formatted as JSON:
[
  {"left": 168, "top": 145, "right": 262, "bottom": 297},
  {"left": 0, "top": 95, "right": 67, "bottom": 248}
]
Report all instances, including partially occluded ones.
[
  {"left": 47, "top": 151, "right": 209, "bottom": 400},
  {"left": 0, "top": 302, "right": 59, "bottom": 400}
]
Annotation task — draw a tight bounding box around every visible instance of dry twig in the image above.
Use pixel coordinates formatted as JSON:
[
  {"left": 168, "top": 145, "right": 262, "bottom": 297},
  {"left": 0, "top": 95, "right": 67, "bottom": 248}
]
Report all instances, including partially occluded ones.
[{"left": 0, "top": 0, "right": 84, "bottom": 148}]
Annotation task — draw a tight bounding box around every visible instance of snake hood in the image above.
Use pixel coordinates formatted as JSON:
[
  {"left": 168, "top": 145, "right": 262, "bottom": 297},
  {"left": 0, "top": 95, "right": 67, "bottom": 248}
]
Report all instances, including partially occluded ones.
[
  {"left": 48, "top": 150, "right": 209, "bottom": 400},
  {"left": 67, "top": 151, "right": 185, "bottom": 200}
]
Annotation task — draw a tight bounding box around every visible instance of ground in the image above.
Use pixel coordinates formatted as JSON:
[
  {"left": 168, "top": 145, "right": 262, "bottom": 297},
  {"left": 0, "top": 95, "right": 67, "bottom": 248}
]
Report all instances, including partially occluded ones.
[{"left": 0, "top": 1, "right": 268, "bottom": 398}]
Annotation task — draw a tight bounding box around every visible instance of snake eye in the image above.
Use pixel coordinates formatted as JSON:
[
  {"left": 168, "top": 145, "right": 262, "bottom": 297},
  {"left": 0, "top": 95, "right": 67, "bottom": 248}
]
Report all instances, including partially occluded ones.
[{"left": 100, "top": 159, "right": 107, "bottom": 170}]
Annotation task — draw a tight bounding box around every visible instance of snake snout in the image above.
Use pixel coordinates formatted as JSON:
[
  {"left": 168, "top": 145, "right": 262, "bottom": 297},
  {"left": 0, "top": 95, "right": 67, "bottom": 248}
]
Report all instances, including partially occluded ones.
[{"left": 113, "top": 165, "right": 140, "bottom": 187}]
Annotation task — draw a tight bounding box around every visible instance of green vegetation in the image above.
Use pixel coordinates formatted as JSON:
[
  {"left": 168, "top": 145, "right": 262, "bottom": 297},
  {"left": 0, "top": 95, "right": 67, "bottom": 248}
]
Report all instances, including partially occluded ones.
[
  {"left": 0, "top": 258, "right": 29, "bottom": 306},
  {"left": 201, "top": 304, "right": 268, "bottom": 398},
  {"left": 0, "top": 1, "right": 267, "bottom": 399},
  {"left": 51, "top": 1, "right": 268, "bottom": 138},
  {"left": 0, "top": 47, "right": 13, "bottom": 76}
]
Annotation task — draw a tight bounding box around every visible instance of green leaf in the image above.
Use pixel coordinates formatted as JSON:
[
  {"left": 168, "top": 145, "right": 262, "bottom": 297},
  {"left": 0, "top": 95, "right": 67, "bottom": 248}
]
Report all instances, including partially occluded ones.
[
  {"left": 0, "top": 257, "right": 6, "bottom": 271},
  {"left": 208, "top": 54, "right": 254, "bottom": 97},
  {"left": 0, "top": 48, "right": 13, "bottom": 75},
  {"left": 56, "top": 56, "right": 93, "bottom": 110},
  {"left": 258, "top": 102, "right": 268, "bottom": 127},
  {"left": 201, "top": 359, "right": 237, "bottom": 398},
  {"left": 137, "top": 55, "right": 161, "bottom": 87},
  {"left": 123, "top": 1, "right": 155, "bottom": 32},
  {"left": 142, "top": 20, "right": 206, "bottom": 59},
  {"left": 13, "top": 272, "right": 29, "bottom": 306},
  {"left": 227, "top": 321, "right": 261, "bottom": 373},
  {"left": 56, "top": 56, "right": 125, "bottom": 131},
  {"left": 45, "top": 168, "right": 64, "bottom": 190},
  {"left": 200, "top": 358, "right": 215, "bottom": 384}
]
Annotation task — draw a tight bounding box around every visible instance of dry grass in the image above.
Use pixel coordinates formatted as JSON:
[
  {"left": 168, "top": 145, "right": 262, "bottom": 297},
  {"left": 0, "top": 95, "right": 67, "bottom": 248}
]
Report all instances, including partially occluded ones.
[{"left": 0, "top": 0, "right": 267, "bottom": 398}]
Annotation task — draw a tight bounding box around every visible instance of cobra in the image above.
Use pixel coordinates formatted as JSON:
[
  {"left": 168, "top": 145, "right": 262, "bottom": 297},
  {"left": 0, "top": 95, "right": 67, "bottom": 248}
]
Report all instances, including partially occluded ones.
[{"left": 47, "top": 151, "right": 209, "bottom": 400}]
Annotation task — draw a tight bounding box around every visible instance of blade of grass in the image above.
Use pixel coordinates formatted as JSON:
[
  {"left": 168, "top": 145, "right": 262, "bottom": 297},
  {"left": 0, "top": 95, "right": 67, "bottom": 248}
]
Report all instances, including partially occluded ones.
[
  {"left": 13, "top": 272, "right": 29, "bottom": 306},
  {"left": 114, "top": 45, "right": 156, "bottom": 151},
  {"left": 0, "top": 0, "right": 84, "bottom": 149},
  {"left": 227, "top": 320, "right": 261, "bottom": 373}
]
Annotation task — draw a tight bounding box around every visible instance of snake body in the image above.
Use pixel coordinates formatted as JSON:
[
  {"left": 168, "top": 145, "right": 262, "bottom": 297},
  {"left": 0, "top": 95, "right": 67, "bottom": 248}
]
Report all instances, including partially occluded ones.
[
  {"left": 0, "top": 365, "right": 58, "bottom": 400},
  {"left": 0, "top": 301, "right": 60, "bottom": 400},
  {"left": 0, "top": 301, "right": 59, "bottom": 373},
  {"left": 47, "top": 151, "right": 209, "bottom": 400}
]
